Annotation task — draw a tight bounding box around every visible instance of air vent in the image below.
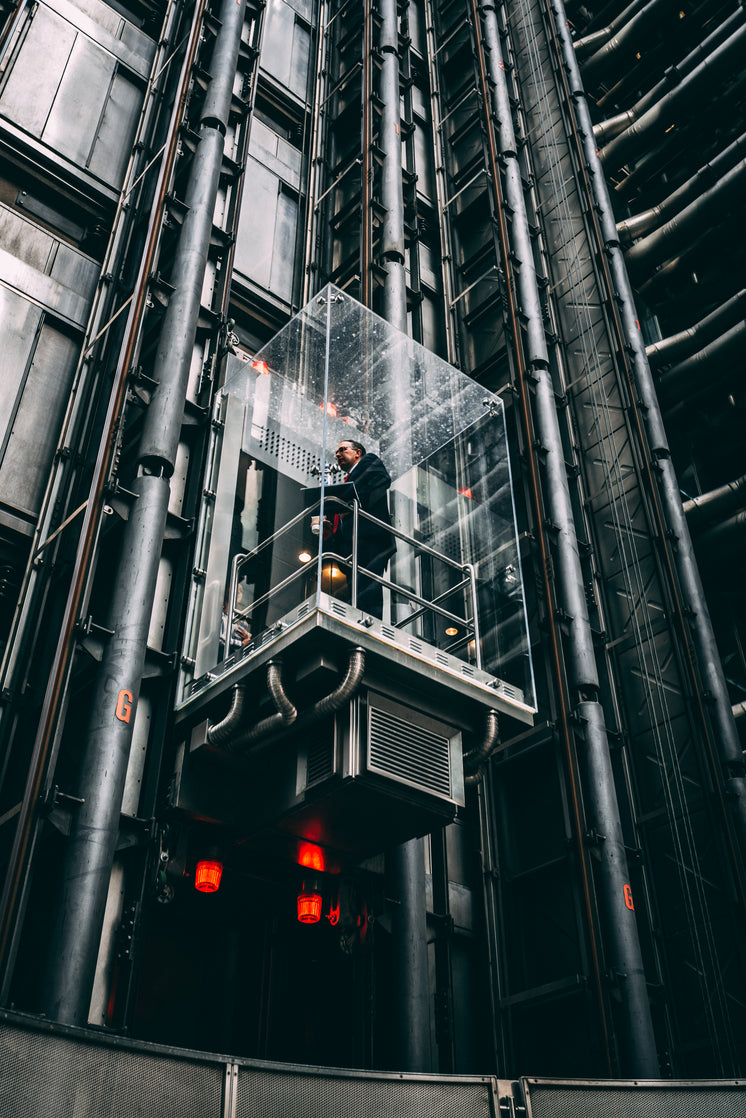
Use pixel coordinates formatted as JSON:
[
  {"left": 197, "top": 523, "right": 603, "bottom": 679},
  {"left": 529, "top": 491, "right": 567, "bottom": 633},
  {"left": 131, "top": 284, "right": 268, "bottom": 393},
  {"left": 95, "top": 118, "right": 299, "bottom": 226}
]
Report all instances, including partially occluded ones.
[
  {"left": 305, "top": 737, "right": 335, "bottom": 786},
  {"left": 408, "top": 639, "right": 423, "bottom": 654},
  {"left": 367, "top": 699, "right": 455, "bottom": 799},
  {"left": 331, "top": 601, "right": 347, "bottom": 618},
  {"left": 461, "top": 665, "right": 475, "bottom": 677}
]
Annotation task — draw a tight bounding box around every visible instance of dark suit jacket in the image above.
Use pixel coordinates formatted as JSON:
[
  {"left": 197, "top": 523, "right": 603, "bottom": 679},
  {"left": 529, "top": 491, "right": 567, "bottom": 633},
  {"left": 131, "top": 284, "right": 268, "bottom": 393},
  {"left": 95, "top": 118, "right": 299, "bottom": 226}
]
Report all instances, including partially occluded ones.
[{"left": 323, "top": 453, "right": 395, "bottom": 569}]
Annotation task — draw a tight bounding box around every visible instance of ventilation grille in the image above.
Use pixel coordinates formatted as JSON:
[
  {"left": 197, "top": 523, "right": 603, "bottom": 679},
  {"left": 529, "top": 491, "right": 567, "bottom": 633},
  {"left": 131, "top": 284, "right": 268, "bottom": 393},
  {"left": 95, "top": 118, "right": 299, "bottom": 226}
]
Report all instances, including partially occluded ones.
[
  {"left": 249, "top": 423, "right": 323, "bottom": 483},
  {"left": 368, "top": 706, "right": 453, "bottom": 799},
  {"left": 305, "top": 738, "right": 335, "bottom": 786}
]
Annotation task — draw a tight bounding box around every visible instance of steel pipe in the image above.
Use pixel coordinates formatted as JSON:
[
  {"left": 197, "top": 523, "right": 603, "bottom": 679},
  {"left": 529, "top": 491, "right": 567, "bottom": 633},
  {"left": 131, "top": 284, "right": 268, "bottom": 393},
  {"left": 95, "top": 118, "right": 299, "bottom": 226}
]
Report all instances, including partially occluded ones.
[
  {"left": 618, "top": 134, "right": 746, "bottom": 248},
  {"left": 139, "top": 0, "right": 248, "bottom": 471},
  {"left": 379, "top": 0, "right": 408, "bottom": 333},
  {"left": 551, "top": 0, "right": 746, "bottom": 875},
  {"left": 683, "top": 475, "right": 746, "bottom": 529},
  {"left": 42, "top": 473, "right": 171, "bottom": 1024},
  {"left": 657, "top": 320, "right": 746, "bottom": 405},
  {"left": 625, "top": 159, "right": 746, "bottom": 273},
  {"left": 646, "top": 290, "right": 746, "bottom": 369},
  {"left": 481, "top": 1, "right": 599, "bottom": 689},
  {"left": 599, "top": 23, "right": 746, "bottom": 175},
  {"left": 41, "top": 0, "right": 248, "bottom": 1025}
]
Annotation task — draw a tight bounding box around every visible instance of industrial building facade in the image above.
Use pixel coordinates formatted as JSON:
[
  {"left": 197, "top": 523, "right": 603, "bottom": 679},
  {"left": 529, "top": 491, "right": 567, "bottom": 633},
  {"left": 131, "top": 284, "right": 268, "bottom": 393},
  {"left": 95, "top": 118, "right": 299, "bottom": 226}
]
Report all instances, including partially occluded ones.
[{"left": 0, "top": 0, "right": 745, "bottom": 1094}]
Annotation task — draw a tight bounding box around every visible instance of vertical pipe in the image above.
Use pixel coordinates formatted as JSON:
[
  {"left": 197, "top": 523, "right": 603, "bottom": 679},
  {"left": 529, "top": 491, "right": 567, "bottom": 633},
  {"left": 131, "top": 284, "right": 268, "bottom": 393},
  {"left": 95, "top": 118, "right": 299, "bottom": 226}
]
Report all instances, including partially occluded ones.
[
  {"left": 0, "top": 0, "right": 207, "bottom": 998},
  {"left": 379, "top": 0, "right": 408, "bottom": 333},
  {"left": 478, "top": 0, "right": 659, "bottom": 1075},
  {"left": 43, "top": 473, "right": 171, "bottom": 1023},
  {"left": 388, "top": 833, "right": 431, "bottom": 1071},
  {"left": 41, "top": 0, "right": 247, "bottom": 1025},
  {"left": 378, "top": 0, "right": 430, "bottom": 1072},
  {"left": 550, "top": 0, "right": 746, "bottom": 879}
]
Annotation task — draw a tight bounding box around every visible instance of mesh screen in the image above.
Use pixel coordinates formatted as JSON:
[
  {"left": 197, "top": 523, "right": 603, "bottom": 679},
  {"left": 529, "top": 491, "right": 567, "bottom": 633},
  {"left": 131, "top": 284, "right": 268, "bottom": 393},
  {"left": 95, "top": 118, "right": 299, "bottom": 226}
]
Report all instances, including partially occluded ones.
[
  {"left": 236, "top": 1067, "right": 493, "bottom": 1118},
  {"left": 0, "top": 1022, "right": 223, "bottom": 1118},
  {"left": 524, "top": 1082, "right": 746, "bottom": 1118}
]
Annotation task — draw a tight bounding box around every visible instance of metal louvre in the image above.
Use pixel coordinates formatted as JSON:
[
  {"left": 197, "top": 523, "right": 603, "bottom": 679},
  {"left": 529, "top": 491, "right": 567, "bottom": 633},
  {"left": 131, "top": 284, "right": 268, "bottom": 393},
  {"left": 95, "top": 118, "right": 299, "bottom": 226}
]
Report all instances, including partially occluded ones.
[
  {"left": 0, "top": 1017, "right": 223, "bottom": 1118},
  {"left": 522, "top": 1079, "right": 746, "bottom": 1118},
  {"left": 235, "top": 1066, "right": 494, "bottom": 1118},
  {"left": 367, "top": 697, "right": 455, "bottom": 798}
]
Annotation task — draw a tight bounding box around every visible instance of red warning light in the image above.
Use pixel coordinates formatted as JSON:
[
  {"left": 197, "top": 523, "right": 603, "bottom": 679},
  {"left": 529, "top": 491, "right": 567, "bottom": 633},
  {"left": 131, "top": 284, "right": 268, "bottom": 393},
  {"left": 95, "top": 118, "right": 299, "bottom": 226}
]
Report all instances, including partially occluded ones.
[
  {"left": 297, "top": 889, "right": 323, "bottom": 923},
  {"left": 251, "top": 359, "right": 270, "bottom": 375},
  {"left": 458, "top": 487, "right": 474, "bottom": 499},
  {"left": 194, "top": 860, "right": 223, "bottom": 893},
  {"left": 298, "top": 842, "right": 325, "bottom": 873}
]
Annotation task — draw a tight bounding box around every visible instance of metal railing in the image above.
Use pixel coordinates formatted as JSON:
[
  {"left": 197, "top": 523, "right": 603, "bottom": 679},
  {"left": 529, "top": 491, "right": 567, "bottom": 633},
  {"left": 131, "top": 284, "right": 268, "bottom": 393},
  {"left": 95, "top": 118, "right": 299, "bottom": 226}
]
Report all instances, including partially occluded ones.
[{"left": 225, "top": 496, "right": 481, "bottom": 668}]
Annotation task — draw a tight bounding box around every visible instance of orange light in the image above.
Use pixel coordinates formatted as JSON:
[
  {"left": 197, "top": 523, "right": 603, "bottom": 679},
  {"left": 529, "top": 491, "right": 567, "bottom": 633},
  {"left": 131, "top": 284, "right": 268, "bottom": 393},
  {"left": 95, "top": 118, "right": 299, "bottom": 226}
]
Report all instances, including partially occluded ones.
[
  {"left": 445, "top": 626, "right": 459, "bottom": 637},
  {"left": 298, "top": 842, "right": 325, "bottom": 872},
  {"left": 458, "top": 487, "right": 474, "bottom": 498},
  {"left": 298, "top": 550, "right": 313, "bottom": 563},
  {"left": 297, "top": 890, "right": 323, "bottom": 923},
  {"left": 321, "top": 401, "right": 338, "bottom": 416},
  {"left": 195, "top": 859, "right": 223, "bottom": 893},
  {"left": 251, "top": 359, "right": 270, "bottom": 375}
]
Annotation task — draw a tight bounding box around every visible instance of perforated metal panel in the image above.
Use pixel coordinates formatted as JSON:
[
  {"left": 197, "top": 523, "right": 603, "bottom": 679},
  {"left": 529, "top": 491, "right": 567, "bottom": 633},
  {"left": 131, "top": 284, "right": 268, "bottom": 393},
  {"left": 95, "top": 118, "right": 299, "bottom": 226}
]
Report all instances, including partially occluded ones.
[
  {"left": 522, "top": 1079, "right": 746, "bottom": 1118},
  {"left": 0, "top": 1018, "right": 223, "bottom": 1118},
  {"left": 236, "top": 1066, "right": 494, "bottom": 1118}
]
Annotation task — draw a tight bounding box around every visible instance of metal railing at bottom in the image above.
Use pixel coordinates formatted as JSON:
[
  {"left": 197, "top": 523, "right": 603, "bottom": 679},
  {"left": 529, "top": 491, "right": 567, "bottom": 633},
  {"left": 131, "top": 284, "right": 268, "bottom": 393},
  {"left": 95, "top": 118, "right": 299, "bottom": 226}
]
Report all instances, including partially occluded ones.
[
  {"left": 225, "top": 496, "right": 482, "bottom": 669},
  {"left": 1, "top": 1010, "right": 745, "bottom": 1118}
]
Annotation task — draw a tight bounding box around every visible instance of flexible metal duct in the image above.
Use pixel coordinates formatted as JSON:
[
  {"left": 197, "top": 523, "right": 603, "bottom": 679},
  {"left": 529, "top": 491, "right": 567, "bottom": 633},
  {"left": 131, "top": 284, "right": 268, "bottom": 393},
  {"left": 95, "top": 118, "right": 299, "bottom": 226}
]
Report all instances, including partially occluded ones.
[
  {"left": 463, "top": 709, "right": 499, "bottom": 785},
  {"left": 218, "top": 648, "right": 365, "bottom": 755},
  {"left": 618, "top": 134, "right": 746, "bottom": 247},
  {"left": 599, "top": 23, "right": 746, "bottom": 174},
  {"left": 646, "top": 290, "right": 746, "bottom": 369}
]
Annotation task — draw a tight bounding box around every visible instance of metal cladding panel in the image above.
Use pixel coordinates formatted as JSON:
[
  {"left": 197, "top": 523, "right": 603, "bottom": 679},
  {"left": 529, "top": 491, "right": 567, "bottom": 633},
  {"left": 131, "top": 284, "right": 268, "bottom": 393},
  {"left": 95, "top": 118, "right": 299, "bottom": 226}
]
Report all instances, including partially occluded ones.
[
  {"left": 0, "top": 0, "right": 154, "bottom": 188},
  {"left": 522, "top": 1079, "right": 746, "bottom": 1118},
  {"left": 235, "top": 1066, "right": 494, "bottom": 1118},
  {"left": 0, "top": 1019, "right": 223, "bottom": 1118}
]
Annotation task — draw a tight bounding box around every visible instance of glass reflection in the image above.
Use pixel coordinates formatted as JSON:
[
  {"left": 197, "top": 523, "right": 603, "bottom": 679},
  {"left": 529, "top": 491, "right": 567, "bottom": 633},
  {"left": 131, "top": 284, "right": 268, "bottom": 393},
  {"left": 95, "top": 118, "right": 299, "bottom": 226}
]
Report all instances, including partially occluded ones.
[{"left": 180, "top": 285, "right": 535, "bottom": 713}]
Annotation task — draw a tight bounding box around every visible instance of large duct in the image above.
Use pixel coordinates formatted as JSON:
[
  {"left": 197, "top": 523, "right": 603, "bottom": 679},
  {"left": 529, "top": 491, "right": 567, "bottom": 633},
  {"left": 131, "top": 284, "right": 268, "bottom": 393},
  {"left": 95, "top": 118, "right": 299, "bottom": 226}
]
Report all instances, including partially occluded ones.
[
  {"left": 617, "top": 134, "right": 746, "bottom": 248},
  {"left": 625, "top": 159, "right": 746, "bottom": 273},
  {"left": 683, "top": 475, "right": 746, "bottom": 529},
  {"left": 582, "top": 0, "right": 677, "bottom": 83},
  {"left": 572, "top": 0, "right": 650, "bottom": 57},
  {"left": 657, "top": 320, "right": 746, "bottom": 406},
  {"left": 646, "top": 290, "right": 746, "bottom": 369},
  {"left": 598, "top": 23, "right": 746, "bottom": 175}
]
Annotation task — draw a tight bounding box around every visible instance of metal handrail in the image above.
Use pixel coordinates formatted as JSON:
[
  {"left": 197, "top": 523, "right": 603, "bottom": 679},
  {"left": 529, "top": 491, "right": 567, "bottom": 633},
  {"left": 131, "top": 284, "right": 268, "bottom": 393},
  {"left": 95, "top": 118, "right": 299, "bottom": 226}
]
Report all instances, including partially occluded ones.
[{"left": 226, "top": 495, "right": 481, "bottom": 665}]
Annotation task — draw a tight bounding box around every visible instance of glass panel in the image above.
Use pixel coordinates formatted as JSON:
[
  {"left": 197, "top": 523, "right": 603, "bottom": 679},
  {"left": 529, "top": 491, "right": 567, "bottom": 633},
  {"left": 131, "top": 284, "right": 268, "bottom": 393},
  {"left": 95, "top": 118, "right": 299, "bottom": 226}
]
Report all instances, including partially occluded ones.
[{"left": 181, "top": 285, "right": 535, "bottom": 712}]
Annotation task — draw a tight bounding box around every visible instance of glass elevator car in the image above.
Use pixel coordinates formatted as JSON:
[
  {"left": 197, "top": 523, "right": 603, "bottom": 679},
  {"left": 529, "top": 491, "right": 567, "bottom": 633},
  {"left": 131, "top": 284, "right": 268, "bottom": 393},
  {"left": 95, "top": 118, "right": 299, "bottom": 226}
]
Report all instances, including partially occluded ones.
[{"left": 171, "top": 286, "right": 535, "bottom": 871}]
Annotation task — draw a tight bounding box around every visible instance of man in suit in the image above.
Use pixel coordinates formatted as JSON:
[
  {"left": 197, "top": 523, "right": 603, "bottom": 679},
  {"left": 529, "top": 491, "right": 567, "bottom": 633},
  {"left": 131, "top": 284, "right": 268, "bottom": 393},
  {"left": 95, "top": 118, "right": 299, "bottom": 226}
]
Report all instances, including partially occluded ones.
[{"left": 323, "top": 439, "right": 395, "bottom": 619}]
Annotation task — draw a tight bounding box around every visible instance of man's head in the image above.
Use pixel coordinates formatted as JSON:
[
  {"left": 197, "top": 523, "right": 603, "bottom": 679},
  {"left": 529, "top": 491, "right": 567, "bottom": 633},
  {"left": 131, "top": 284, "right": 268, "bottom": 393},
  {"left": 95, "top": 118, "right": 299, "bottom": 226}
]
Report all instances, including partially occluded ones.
[{"left": 335, "top": 440, "right": 365, "bottom": 471}]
